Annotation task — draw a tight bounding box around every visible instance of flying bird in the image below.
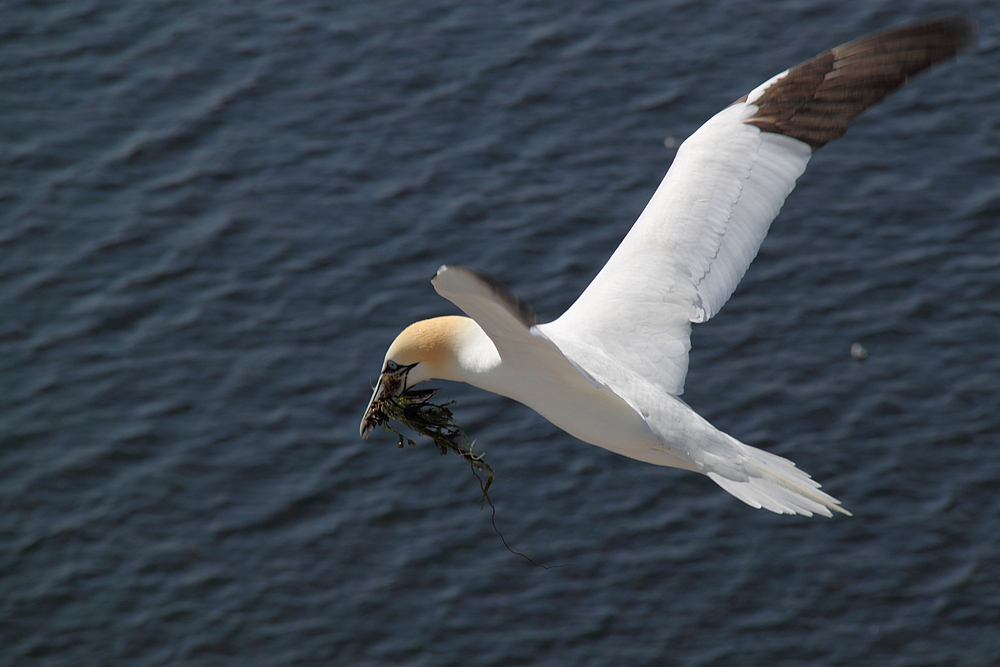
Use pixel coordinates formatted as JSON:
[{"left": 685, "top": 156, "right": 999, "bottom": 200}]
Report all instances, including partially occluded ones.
[{"left": 361, "top": 17, "right": 973, "bottom": 517}]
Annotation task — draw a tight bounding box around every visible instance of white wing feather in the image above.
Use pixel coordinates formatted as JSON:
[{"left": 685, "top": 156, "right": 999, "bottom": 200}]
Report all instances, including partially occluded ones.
[{"left": 538, "top": 98, "right": 811, "bottom": 396}]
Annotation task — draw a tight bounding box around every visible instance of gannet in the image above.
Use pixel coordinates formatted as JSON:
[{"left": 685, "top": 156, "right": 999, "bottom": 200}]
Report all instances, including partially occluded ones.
[{"left": 361, "top": 17, "right": 972, "bottom": 517}]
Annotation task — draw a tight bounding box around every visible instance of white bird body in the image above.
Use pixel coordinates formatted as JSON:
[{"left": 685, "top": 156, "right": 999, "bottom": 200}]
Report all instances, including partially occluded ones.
[
  {"left": 362, "top": 18, "right": 973, "bottom": 517},
  {"left": 429, "top": 268, "right": 841, "bottom": 515},
  {"left": 412, "top": 315, "right": 690, "bottom": 471}
]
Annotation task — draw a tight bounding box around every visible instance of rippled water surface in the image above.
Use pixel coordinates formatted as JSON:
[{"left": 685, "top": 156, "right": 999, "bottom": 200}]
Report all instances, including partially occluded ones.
[{"left": 3, "top": 1, "right": 1000, "bottom": 665}]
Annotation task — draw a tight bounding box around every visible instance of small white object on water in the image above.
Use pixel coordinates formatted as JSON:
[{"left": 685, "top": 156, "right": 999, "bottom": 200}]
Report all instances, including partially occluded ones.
[{"left": 851, "top": 343, "right": 869, "bottom": 360}]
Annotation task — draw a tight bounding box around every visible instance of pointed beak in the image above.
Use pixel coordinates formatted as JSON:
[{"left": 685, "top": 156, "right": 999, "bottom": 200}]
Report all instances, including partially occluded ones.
[
  {"left": 360, "top": 374, "right": 387, "bottom": 438},
  {"left": 359, "top": 363, "right": 414, "bottom": 438}
]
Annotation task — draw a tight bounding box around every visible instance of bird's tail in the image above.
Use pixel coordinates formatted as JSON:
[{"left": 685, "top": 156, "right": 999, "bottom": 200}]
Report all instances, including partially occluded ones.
[{"left": 706, "top": 441, "right": 851, "bottom": 518}]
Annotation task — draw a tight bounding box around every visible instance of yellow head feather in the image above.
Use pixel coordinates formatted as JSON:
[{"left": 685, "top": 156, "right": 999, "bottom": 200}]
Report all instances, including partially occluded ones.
[{"left": 384, "top": 316, "right": 471, "bottom": 381}]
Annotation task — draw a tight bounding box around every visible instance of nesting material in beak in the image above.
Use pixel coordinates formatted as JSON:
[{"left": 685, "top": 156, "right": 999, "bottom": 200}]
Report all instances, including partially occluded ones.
[{"left": 358, "top": 380, "right": 494, "bottom": 492}]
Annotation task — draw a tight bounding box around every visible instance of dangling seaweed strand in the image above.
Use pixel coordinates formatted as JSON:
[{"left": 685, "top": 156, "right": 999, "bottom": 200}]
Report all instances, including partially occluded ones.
[{"left": 366, "top": 385, "right": 577, "bottom": 569}]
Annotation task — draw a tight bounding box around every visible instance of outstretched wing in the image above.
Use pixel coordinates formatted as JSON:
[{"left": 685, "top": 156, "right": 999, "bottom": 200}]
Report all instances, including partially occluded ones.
[
  {"left": 539, "top": 17, "right": 973, "bottom": 397},
  {"left": 431, "top": 264, "right": 538, "bottom": 350}
]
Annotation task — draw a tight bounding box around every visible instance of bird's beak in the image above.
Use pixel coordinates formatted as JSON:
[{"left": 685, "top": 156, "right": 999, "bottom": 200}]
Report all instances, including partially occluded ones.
[
  {"left": 360, "top": 372, "right": 391, "bottom": 438},
  {"left": 359, "top": 363, "right": 415, "bottom": 438}
]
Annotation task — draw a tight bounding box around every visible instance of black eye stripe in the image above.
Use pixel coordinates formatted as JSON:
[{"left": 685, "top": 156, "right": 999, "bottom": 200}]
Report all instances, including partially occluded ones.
[{"left": 385, "top": 361, "right": 418, "bottom": 375}]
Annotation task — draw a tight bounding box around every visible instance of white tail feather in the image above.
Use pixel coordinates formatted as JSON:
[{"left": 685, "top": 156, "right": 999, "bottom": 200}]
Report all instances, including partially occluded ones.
[{"left": 707, "top": 443, "right": 851, "bottom": 517}]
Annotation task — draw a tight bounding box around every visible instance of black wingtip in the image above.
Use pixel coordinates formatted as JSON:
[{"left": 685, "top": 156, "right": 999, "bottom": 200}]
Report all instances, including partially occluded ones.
[{"left": 745, "top": 15, "right": 975, "bottom": 151}]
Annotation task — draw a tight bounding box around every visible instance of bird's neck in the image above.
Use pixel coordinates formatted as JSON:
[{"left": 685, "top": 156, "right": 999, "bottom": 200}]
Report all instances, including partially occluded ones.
[{"left": 445, "top": 319, "right": 504, "bottom": 389}]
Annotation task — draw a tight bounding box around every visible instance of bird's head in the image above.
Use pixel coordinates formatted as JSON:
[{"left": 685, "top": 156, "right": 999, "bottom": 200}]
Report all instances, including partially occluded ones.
[{"left": 359, "top": 316, "right": 468, "bottom": 437}]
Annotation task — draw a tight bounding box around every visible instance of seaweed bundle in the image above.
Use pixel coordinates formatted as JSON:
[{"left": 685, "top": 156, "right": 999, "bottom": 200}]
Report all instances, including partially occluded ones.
[
  {"left": 363, "top": 386, "right": 494, "bottom": 493},
  {"left": 362, "top": 384, "right": 575, "bottom": 567}
]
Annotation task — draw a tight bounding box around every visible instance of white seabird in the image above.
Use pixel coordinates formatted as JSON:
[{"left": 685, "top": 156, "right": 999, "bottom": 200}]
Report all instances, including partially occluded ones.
[{"left": 361, "top": 17, "right": 973, "bottom": 517}]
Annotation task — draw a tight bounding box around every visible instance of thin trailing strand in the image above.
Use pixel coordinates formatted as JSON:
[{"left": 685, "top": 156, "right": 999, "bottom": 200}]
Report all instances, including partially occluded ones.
[{"left": 367, "top": 386, "right": 577, "bottom": 568}]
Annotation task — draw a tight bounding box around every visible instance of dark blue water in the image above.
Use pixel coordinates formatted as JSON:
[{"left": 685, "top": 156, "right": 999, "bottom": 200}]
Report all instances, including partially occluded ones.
[{"left": 3, "top": 1, "right": 999, "bottom": 665}]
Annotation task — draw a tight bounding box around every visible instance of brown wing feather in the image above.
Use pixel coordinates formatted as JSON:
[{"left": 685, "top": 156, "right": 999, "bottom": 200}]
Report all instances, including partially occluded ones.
[{"left": 744, "top": 16, "right": 974, "bottom": 151}]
